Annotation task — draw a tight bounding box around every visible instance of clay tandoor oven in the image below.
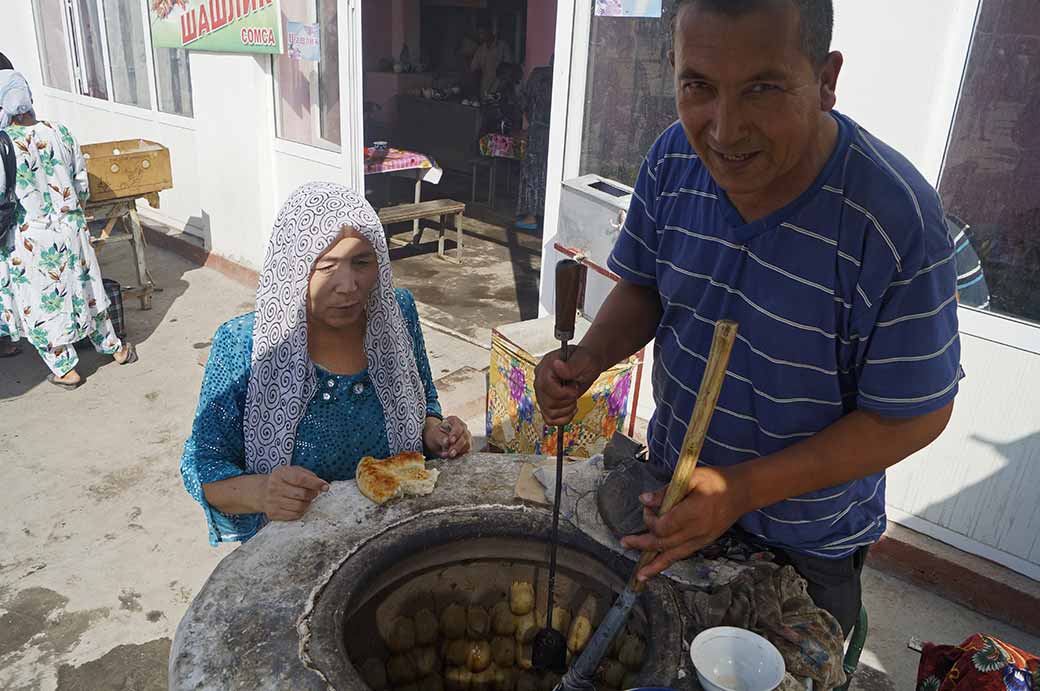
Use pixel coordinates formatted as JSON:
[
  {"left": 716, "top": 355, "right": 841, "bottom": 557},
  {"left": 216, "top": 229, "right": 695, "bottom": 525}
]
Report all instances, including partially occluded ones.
[{"left": 169, "top": 454, "right": 695, "bottom": 690}]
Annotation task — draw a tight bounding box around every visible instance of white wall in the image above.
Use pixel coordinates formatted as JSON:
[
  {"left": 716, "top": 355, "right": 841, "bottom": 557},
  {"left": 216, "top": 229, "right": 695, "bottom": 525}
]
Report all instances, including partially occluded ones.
[
  {"left": 887, "top": 330, "right": 1040, "bottom": 580},
  {"left": 2, "top": 3, "right": 45, "bottom": 87},
  {"left": 187, "top": 52, "right": 279, "bottom": 268}
]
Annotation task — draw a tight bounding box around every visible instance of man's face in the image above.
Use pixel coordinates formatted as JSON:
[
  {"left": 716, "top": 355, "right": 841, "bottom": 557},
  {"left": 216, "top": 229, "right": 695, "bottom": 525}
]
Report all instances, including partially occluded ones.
[
  {"left": 478, "top": 28, "right": 491, "bottom": 45},
  {"left": 671, "top": 2, "right": 840, "bottom": 204}
]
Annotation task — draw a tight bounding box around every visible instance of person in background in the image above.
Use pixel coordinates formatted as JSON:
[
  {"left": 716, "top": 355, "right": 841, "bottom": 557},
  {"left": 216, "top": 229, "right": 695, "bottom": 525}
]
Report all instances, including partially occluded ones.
[
  {"left": 516, "top": 57, "right": 553, "bottom": 231},
  {"left": 180, "top": 183, "right": 472, "bottom": 545},
  {"left": 490, "top": 62, "right": 523, "bottom": 104},
  {"left": 486, "top": 62, "right": 524, "bottom": 135},
  {"left": 946, "top": 214, "right": 990, "bottom": 309},
  {"left": 0, "top": 56, "right": 19, "bottom": 357},
  {"left": 470, "top": 24, "right": 512, "bottom": 97},
  {"left": 0, "top": 72, "right": 138, "bottom": 387}
]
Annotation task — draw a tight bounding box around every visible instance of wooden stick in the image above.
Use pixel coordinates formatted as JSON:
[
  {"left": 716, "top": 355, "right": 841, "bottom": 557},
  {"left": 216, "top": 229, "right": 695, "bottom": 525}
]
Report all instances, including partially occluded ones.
[{"left": 629, "top": 319, "right": 739, "bottom": 590}]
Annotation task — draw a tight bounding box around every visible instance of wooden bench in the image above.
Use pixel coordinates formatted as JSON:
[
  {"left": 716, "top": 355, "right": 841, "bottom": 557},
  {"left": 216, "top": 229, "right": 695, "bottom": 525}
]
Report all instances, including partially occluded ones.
[{"left": 378, "top": 199, "right": 466, "bottom": 264}]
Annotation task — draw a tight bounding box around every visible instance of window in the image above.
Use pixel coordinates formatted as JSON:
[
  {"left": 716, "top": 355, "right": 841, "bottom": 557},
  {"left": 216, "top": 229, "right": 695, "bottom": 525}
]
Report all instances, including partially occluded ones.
[
  {"left": 154, "top": 48, "right": 195, "bottom": 118},
  {"left": 31, "top": 0, "right": 194, "bottom": 118},
  {"left": 103, "top": 0, "right": 150, "bottom": 108},
  {"left": 938, "top": 0, "right": 1040, "bottom": 323},
  {"left": 31, "top": 0, "right": 74, "bottom": 92},
  {"left": 274, "top": 0, "right": 341, "bottom": 150},
  {"left": 70, "top": 0, "right": 109, "bottom": 100},
  {"left": 579, "top": 5, "right": 675, "bottom": 186}
]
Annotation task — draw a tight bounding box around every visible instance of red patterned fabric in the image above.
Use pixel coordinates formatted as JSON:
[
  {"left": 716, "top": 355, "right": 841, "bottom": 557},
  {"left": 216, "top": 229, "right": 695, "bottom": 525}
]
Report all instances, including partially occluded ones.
[
  {"left": 363, "top": 148, "right": 434, "bottom": 175},
  {"left": 916, "top": 634, "right": 1039, "bottom": 691},
  {"left": 479, "top": 132, "right": 527, "bottom": 160}
]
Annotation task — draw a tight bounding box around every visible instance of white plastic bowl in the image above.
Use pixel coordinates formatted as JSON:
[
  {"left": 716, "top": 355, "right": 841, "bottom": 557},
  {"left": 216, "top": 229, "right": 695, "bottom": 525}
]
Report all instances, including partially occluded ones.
[{"left": 689, "top": 626, "right": 786, "bottom": 691}]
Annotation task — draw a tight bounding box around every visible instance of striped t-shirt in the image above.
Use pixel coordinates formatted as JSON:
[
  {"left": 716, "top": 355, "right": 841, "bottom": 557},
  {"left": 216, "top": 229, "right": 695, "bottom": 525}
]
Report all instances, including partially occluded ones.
[{"left": 608, "top": 112, "right": 961, "bottom": 558}]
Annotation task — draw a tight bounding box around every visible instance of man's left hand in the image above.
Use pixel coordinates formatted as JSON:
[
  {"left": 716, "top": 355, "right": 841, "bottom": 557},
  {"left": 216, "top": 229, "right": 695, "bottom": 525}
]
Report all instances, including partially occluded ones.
[{"left": 620, "top": 465, "right": 749, "bottom": 581}]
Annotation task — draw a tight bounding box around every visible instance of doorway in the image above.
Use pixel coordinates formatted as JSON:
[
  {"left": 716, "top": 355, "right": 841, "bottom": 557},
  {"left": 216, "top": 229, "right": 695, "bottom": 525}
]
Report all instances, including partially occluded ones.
[{"left": 359, "top": 0, "right": 560, "bottom": 336}]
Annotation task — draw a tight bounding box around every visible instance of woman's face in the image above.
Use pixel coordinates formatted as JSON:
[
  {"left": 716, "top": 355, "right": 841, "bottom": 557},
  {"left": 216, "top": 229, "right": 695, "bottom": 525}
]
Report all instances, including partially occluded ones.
[{"left": 308, "top": 226, "right": 379, "bottom": 330}]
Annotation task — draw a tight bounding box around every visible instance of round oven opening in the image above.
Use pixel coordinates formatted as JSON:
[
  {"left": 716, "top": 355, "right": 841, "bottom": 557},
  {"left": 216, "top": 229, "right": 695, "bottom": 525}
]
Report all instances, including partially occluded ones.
[{"left": 304, "top": 508, "right": 687, "bottom": 690}]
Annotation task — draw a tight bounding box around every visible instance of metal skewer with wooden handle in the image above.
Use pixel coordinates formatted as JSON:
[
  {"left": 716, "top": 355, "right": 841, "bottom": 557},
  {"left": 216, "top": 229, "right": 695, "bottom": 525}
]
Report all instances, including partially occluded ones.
[
  {"left": 532, "top": 258, "right": 584, "bottom": 672},
  {"left": 556, "top": 319, "right": 739, "bottom": 691}
]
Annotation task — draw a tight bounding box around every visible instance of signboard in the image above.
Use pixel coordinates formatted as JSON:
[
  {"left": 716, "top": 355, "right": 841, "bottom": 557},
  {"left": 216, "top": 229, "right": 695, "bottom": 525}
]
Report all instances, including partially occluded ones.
[
  {"left": 594, "top": 0, "right": 662, "bottom": 17},
  {"left": 286, "top": 21, "right": 320, "bottom": 61},
  {"left": 149, "top": 0, "right": 283, "bottom": 54}
]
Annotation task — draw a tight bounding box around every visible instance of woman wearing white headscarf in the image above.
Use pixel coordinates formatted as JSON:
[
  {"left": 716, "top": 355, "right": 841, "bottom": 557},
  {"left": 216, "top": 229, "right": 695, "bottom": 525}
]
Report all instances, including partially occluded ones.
[
  {"left": 0, "top": 72, "right": 137, "bottom": 386},
  {"left": 0, "top": 64, "right": 19, "bottom": 357},
  {"left": 180, "top": 182, "right": 471, "bottom": 544}
]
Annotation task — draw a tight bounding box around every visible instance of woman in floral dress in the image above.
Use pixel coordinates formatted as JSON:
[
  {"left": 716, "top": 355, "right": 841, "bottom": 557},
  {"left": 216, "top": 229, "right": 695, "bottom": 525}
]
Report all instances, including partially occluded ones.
[{"left": 0, "top": 72, "right": 137, "bottom": 388}]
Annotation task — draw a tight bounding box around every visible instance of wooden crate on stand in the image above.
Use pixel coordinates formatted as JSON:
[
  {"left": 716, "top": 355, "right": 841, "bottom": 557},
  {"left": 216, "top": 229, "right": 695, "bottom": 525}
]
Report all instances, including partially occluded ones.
[
  {"left": 82, "top": 139, "right": 173, "bottom": 203},
  {"left": 81, "top": 139, "right": 174, "bottom": 311}
]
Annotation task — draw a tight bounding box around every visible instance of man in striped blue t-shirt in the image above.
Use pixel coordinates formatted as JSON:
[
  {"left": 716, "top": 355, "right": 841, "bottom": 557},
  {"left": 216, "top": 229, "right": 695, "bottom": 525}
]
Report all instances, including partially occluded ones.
[{"left": 535, "top": 0, "right": 960, "bottom": 635}]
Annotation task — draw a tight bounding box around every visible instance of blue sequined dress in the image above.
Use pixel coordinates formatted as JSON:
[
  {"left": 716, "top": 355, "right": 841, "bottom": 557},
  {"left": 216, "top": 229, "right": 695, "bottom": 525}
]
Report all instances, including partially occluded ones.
[{"left": 180, "top": 289, "right": 442, "bottom": 544}]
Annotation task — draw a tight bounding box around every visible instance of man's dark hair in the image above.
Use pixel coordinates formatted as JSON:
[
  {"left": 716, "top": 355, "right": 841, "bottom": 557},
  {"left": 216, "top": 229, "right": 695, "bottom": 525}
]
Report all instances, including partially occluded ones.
[
  {"left": 0, "top": 53, "right": 13, "bottom": 71},
  {"left": 672, "top": 0, "right": 833, "bottom": 68}
]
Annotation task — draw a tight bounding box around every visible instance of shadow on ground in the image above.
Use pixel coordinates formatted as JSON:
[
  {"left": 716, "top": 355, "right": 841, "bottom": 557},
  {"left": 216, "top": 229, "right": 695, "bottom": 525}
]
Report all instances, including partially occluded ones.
[{"left": 0, "top": 239, "right": 191, "bottom": 402}]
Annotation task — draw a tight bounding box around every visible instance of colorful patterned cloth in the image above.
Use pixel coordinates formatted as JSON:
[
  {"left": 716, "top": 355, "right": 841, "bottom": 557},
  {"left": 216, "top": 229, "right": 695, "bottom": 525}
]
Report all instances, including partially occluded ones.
[
  {"left": 916, "top": 634, "right": 1039, "bottom": 691},
  {"left": 487, "top": 330, "right": 634, "bottom": 457},
  {"left": 363, "top": 148, "right": 436, "bottom": 176},
  {"left": 479, "top": 133, "right": 527, "bottom": 161},
  {"left": 687, "top": 560, "right": 847, "bottom": 689}
]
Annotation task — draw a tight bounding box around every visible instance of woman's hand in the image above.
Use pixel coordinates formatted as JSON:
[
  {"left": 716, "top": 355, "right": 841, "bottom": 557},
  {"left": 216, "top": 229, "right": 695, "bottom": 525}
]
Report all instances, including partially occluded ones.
[
  {"left": 424, "top": 416, "right": 472, "bottom": 459},
  {"left": 259, "top": 466, "right": 330, "bottom": 521}
]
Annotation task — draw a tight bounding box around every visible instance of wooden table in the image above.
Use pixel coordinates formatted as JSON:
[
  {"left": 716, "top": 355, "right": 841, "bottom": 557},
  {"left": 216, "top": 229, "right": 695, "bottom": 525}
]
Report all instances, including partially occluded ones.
[{"left": 364, "top": 147, "right": 443, "bottom": 241}]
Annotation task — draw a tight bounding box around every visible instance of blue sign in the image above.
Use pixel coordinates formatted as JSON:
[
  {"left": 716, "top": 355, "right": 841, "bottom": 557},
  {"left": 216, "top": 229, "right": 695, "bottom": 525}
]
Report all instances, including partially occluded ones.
[{"left": 286, "top": 21, "right": 320, "bottom": 61}]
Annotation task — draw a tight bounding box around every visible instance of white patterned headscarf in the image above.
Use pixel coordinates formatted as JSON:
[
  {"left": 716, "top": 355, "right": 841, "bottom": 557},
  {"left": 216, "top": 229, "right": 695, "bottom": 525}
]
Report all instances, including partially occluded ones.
[
  {"left": 0, "top": 71, "right": 35, "bottom": 129},
  {"left": 244, "top": 182, "right": 426, "bottom": 474}
]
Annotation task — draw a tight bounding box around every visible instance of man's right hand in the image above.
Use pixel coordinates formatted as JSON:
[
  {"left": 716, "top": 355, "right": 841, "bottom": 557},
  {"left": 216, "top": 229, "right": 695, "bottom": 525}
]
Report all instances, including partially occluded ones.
[
  {"left": 259, "top": 466, "right": 329, "bottom": 521},
  {"left": 534, "top": 346, "right": 605, "bottom": 425}
]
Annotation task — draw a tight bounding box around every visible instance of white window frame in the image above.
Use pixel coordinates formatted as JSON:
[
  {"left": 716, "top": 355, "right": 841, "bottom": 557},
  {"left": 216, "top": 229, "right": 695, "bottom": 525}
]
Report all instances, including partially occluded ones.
[
  {"left": 269, "top": 0, "right": 365, "bottom": 191},
  {"left": 66, "top": 0, "right": 114, "bottom": 102},
  {"left": 538, "top": 0, "right": 593, "bottom": 317},
  {"left": 341, "top": 0, "right": 365, "bottom": 191},
  {"left": 271, "top": 0, "right": 364, "bottom": 171},
  {"left": 36, "top": 0, "right": 196, "bottom": 130}
]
